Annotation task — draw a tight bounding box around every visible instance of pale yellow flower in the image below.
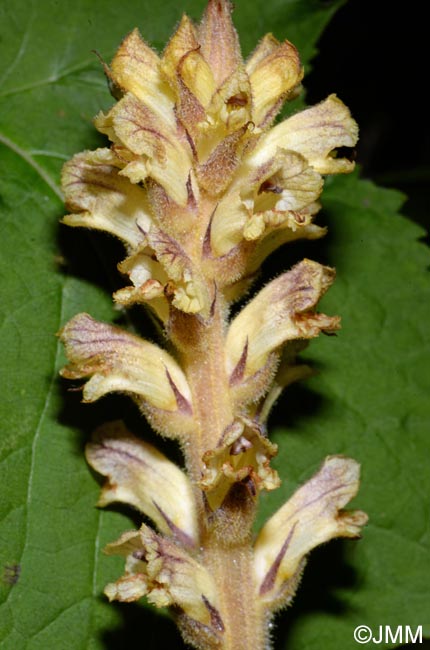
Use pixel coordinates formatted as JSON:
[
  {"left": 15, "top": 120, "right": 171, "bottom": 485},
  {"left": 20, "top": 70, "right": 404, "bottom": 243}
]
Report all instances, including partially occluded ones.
[
  {"left": 61, "top": 0, "right": 358, "bottom": 319},
  {"left": 59, "top": 2, "right": 365, "bottom": 646}
]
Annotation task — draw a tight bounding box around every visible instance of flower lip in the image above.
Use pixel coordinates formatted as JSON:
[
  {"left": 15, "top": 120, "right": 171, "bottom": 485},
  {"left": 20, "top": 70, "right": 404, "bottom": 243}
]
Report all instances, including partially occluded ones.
[
  {"left": 200, "top": 417, "right": 280, "bottom": 511},
  {"left": 85, "top": 420, "right": 198, "bottom": 545},
  {"left": 59, "top": 313, "right": 192, "bottom": 412},
  {"left": 104, "top": 523, "right": 223, "bottom": 631},
  {"left": 253, "top": 455, "right": 368, "bottom": 607},
  {"left": 225, "top": 259, "right": 340, "bottom": 381}
]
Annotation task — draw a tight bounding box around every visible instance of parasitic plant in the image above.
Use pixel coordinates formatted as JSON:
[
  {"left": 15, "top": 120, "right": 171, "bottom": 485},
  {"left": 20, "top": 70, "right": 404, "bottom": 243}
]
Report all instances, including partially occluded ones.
[{"left": 59, "top": 1, "right": 368, "bottom": 648}]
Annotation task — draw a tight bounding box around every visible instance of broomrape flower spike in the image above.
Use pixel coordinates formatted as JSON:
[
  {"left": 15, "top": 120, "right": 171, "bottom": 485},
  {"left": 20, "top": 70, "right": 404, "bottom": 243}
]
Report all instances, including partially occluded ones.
[{"left": 59, "top": 1, "right": 367, "bottom": 649}]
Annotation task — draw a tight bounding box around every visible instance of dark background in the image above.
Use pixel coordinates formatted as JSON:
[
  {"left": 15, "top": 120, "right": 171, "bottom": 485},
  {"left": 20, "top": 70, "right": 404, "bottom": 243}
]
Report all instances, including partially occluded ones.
[{"left": 306, "top": 0, "right": 428, "bottom": 237}]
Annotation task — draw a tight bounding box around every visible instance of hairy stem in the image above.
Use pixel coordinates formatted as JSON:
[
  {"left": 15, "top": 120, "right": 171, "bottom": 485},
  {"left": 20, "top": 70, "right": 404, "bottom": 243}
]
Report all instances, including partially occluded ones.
[
  {"left": 175, "top": 299, "right": 265, "bottom": 650},
  {"left": 203, "top": 541, "right": 264, "bottom": 650}
]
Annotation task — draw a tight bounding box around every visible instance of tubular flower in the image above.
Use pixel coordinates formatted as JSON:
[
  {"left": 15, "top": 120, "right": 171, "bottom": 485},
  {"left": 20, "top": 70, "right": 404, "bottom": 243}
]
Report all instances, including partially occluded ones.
[{"left": 59, "top": 2, "right": 366, "bottom": 650}]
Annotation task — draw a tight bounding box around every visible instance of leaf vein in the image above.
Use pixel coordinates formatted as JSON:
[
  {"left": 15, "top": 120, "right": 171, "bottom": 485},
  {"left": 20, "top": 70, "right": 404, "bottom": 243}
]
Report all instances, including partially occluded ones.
[
  {"left": 0, "top": 59, "right": 101, "bottom": 99},
  {"left": 10, "top": 283, "right": 67, "bottom": 607},
  {"left": 0, "top": 7, "right": 35, "bottom": 88},
  {"left": 0, "top": 132, "right": 63, "bottom": 201}
]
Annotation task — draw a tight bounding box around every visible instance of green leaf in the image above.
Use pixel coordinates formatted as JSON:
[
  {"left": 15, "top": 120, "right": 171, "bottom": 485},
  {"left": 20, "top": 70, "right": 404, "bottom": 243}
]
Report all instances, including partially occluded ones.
[{"left": 1, "top": 2, "right": 428, "bottom": 650}]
